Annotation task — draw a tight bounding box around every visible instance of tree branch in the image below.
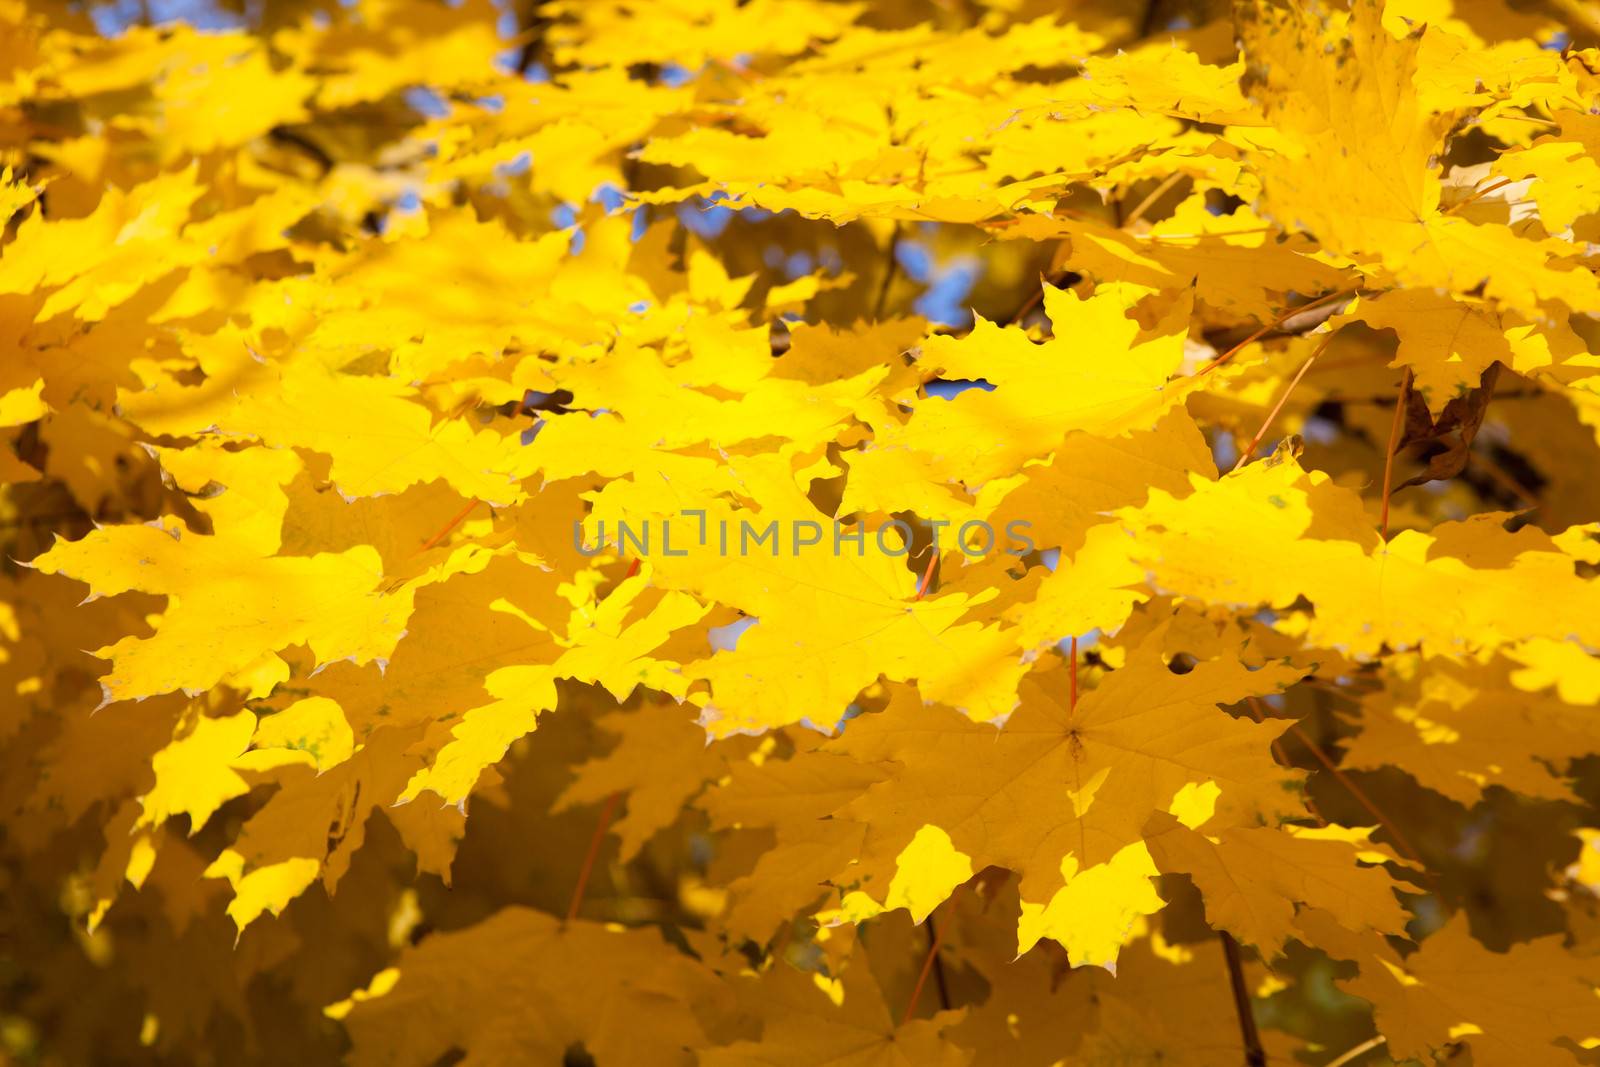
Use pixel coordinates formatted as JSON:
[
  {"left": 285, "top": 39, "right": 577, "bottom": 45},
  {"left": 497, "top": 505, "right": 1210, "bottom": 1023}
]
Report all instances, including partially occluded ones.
[{"left": 1220, "top": 931, "right": 1266, "bottom": 1067}]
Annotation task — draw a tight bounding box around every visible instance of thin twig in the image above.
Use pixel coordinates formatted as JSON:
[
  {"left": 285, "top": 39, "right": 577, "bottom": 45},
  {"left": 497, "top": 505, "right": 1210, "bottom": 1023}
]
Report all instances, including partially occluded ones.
[
  {"left": 1069, "top": 636, "right": 1079, "bottom": 712},
  {"left": 873, "top": 222, "right": 903, "bottom": 319},
  {"left": 1302, "top": 351, "right": 1388, "bottom": 376},
  {"left": 566, "top": 791, "right": 622, "bottom": 923},
  {"left": 415, "top": 499, "right": 481, "bottom": 555},
  {"left": 1324, "top": 1035, "right": 1387, "bottom": 1067},
  {"left": 1200, "top": 288, "right": 1358, "bottom": 375},
  {"left": 1289, "top": 725, "right": 1425, "bottom": 868},
  {"left": 1247, "top": 687, "right": 1422, "bottom": 865},
  {"left": 1443, "top": 176, "right": 1515, "bottom": 216},
  {"left": 268, "top": 126, "right": 336, "bottom": 174},
  {"left": 903, "top": 893, "right": 956, "bottom": 1024},
  {"left": 1379, "top": 369, "right": 1412, "bottom": 542},
  {"left": 1121, "top": 172, "right": 1185, "bottom": 229},
  {"left": 1468, "top": 449, "right": 1539, "bottom": 510},
  {"left": 925, "top": 913, "right": 952, "bottom": 1010},
  {"left": 1220, "top": 931, "right": 1267, "bottom": 1067},
  {"left": 1007, "top": 276, "right": 1052, "bottom": 325},
  {"left": 914, "top": 549, "right": 939, "bottom": 600},
  {"left": 1231, "top": 332, "right": 1338, "bottom": 471}
]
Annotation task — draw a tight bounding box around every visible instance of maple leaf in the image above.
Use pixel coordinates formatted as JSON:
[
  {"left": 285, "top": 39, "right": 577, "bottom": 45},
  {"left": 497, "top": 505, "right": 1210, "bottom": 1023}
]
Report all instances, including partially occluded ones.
[
  {"left": 1239, "top": 0, "right": 1600, "bottom": 317},
  {"left": 1143, "top": 814, "right": 1413, "bottom": 959},
  {"left": 873, "top": 282, "right": 1193, "bottom": 485},
  {"left": 1121, "top": 455, "right": 1600, "bottom": 658},
  {"left": 1342, "top": 654, "right": 1600, "bottom": 805},
  {"left": 701, "top": 961, "right": 971, "bottom": 1067},
  {"left": 1343, "top": 913, "right": 1600, "bottom": 1066},
  {"left": 29, "top": 444, "right": 408, "bottom": 702},
  {"left": 555, "top": 697, "right": 752, "bottom": 860},
  {"left": 6, "top": 0, "right": 1600, "bottom": 1062},
  {"left": 821, "top": 637, "right": 1305, "bottom": 967},
  {"left": 335, "top": 909, "right": 740, "bottom": 1066}
]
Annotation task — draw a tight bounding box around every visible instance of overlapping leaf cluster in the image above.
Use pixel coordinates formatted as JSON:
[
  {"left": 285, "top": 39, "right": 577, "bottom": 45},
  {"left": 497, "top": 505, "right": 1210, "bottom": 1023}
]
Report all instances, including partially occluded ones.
[{"left": 4, "top": 0, "right": 1600, "bottom": 1063}]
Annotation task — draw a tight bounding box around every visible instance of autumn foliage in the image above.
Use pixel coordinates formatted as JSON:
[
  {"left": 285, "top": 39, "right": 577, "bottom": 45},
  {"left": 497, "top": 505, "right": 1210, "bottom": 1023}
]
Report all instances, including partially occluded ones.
[{"left": 5, "top": 0, "right": 1600, "bottom": 1063}]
